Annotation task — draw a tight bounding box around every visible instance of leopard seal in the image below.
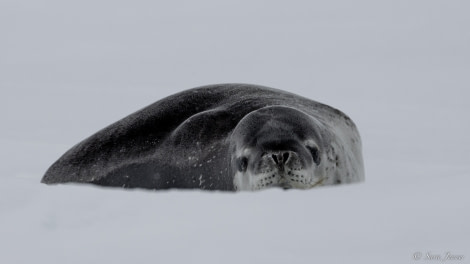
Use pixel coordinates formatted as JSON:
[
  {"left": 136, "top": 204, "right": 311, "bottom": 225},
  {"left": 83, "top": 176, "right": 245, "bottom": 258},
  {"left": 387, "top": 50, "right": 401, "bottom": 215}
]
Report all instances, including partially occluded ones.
[{"left": 42, "top": 83, "right": 364, "bottom": 191}]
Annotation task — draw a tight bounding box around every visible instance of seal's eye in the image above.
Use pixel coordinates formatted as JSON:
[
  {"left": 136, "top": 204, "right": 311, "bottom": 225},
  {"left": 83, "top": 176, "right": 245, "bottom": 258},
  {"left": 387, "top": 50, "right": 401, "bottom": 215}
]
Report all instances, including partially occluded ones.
[
  {"left": 307, "top": 146, "right": 320, "bottom": 165},
  {"left": 237, "top": 157, "right": 248, "bottom": 172}
]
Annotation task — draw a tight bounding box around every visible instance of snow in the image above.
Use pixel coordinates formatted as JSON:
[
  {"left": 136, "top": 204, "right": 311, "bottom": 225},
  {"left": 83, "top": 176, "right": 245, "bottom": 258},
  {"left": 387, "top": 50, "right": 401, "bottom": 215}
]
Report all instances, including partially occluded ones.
[{"left": 1, "top": 0, "right": 469, "bottom": 263}]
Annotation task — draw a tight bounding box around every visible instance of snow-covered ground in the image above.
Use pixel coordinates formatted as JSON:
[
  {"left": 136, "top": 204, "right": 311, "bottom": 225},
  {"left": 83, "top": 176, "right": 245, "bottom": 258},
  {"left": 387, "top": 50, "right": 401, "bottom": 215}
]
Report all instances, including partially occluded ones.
[{"left": 1, "top": 1, "right": 469, "bottom": 263}]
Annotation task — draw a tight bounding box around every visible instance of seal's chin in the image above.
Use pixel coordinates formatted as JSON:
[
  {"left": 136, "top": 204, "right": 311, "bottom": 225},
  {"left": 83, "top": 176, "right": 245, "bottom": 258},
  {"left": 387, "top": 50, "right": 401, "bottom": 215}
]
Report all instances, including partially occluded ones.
[{"left": 246, "top": 169, "right": 321, "bottom": 191}]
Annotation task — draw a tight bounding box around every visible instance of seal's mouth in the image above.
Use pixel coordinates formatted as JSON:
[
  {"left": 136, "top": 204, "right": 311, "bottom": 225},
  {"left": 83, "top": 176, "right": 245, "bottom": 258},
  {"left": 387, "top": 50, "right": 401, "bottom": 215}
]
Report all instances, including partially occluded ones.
[
  {"left": 278, "top": 180, "right": 293, "bottom": 190},
  {"left": 250, "top": 169, "right": 325, "bottom": 191},
  {"left": 276, "top": 174, "right": 289, "bottom": 186},
  {"left": 278, "top": 175, "right": 325, "bottom": 190}
]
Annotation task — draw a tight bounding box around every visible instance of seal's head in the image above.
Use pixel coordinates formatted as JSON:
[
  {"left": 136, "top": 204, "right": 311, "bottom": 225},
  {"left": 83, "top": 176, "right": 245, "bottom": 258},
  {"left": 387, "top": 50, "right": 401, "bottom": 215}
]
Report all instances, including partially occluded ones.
[{"left": 230, "top": 106, "right": 328, "bottom": 191}]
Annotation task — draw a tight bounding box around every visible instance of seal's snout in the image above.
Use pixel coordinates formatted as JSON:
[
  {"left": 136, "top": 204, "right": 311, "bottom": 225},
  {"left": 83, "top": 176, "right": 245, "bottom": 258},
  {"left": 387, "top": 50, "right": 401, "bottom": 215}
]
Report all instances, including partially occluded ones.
[
  {"left": 259, "top": 150, "right": 302, "bottom": 174},
  {"left": 249, "top": 150, "right": 313, "bottom": 190}
]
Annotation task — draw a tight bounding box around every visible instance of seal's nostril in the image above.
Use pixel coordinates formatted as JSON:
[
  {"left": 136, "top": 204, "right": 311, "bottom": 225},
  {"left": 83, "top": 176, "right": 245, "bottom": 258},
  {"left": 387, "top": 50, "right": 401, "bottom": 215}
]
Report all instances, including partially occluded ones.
[
  {"left": 283, "top": 152, "right": 289, "bottom": 162},
  {"left": 272, "top": 154, "right": 279, "bottom": 164}
]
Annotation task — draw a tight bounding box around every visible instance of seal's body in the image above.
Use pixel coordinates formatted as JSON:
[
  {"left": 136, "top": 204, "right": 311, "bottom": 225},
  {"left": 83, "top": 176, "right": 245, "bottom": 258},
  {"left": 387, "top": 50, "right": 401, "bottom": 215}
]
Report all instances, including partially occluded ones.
[{"left": 42, "top": 84, "right": 364, "bottom": 191}]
